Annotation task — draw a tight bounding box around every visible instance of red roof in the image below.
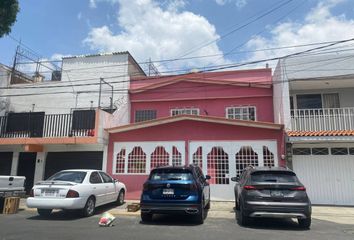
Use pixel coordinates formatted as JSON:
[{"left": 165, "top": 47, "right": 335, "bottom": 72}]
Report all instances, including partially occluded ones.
[
  {"left": 130, "top": 68, "right": 272, "bottom": 93},
  {"left": 287, "top": 130, "right": 354, "bottom": 137}
]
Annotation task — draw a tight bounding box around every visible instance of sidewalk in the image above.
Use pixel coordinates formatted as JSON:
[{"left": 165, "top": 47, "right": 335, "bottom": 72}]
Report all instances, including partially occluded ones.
[{"left": 18, "top": 199, "right": 354, "bottom": 224}]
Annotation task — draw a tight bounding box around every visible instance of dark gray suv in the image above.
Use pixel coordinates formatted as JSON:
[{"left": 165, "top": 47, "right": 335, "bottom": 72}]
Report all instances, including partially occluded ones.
[{"left": 231, "top": 166, "right": 312, "bottom": 229}]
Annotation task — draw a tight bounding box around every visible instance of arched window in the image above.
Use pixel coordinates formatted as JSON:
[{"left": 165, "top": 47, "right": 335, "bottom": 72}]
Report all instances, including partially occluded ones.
[
  {"left": 235, "top": 146, "right": 258, "bottom": 177},
  {"left": 128, "top": 147, "right": 146, "bottom": 173},
  {"left": 115, "top": 148, "right": 126, "bottom": 174},
  {"left": 172, "top": 146, "right": 182, "bottom": 166},
  {"left": 263, "top": 146, "right": 275, "bottom": 167},
  {"left": 192, "top": 147, "right": 203, "bottom": 168},
  {"left": 151, "top": 146, "right": 169, "bottom": 169},
  {"left": 207, "top": 147, "right": 229, "bottom": 184}
]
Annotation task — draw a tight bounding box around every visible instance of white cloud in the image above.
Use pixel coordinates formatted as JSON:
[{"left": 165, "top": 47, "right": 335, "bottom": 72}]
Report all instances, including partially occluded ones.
[
  {"left": 244, "top": 0, "right": 354, "bottom": 68},
  {"left": 215, "top": 0, "right": 248, "bottom": 9},
  {"left": 84, "top": 0, "right": 227, "bottom": 72},
  {"left": 89, "top": 0, "right": 119, "bottom": 9},
  {"left": 89, "top": 0, "right": 97, "bottom": 8}
]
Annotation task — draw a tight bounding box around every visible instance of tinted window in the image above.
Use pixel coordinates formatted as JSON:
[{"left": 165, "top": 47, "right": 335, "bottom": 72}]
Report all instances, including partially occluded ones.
[
  {"left": 150, "top": 169, "right": 193, "bottom": 181},
  {"left": 100, "top": 172, "right": 113, "bottom": 183},
  {"left": 296, "top": 94, "right": 322, "bottom": 109},
  {"left": 47, "top": 171, "right": 87, "bottom": 183},
  {"left": 90, "top": 172, "right": 103, "bottom": 184},
  {"left": 72, "top": 110, "right": 96, "bottom": 130},
  {"left": 251, "top": 172, "right": 298, "bottom": 183}
]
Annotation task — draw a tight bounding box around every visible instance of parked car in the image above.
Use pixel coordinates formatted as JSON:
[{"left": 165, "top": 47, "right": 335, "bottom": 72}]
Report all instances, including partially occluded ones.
[
  {"left": 26, "top": 169, "right": 126, "bottom": 217},
  {"left": 0, "top": 175, "right": 26, "bottom": 198},
  {"left": 140, "top": 165, "right": 211, "bottom": 224},
  {"left": 232, "top": 166, "right": 312, "bottom": 228}
]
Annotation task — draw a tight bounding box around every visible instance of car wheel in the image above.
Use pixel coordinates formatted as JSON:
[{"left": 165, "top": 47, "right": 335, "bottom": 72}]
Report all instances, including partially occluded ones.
[
  {"left": 298, "top": 217, "right": 311, "bottom": 229},
  {"left": 141, "top": 212, "right": 153, "bottom": 222},
  {"left": 236, "top": 203, "right": 250, "bottom": 226},
  {"left": 195, "top": 201, "right": 205, "bottom": 224},
  {"left": 82, "top": 196, "right": 95, "bottom": 217},
  {"left": 37, "top": 208, "right": 52, "bottom": 217},
  {"left": 117, "top": 190, "right": 125, "bottom": 206},
  {"left": 205, "top": 199, "right": 210, "bottom": 210}
]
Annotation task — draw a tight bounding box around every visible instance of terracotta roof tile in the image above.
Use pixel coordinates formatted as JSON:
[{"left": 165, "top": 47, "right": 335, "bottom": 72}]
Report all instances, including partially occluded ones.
[{"left": 287, "top": 130, "right": 354, "bottom": 137}]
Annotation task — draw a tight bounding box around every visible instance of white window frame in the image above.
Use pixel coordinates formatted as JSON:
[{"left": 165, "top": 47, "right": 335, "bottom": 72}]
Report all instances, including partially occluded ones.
[
  {"left": 225, "top": 106, "right": 257, "bottom": 121},
  {"left": 291, "top": 92, "right": 340, "bottom": 110},
  {"left": 170, "top": 108, "right": 200, "bottom": 116}
]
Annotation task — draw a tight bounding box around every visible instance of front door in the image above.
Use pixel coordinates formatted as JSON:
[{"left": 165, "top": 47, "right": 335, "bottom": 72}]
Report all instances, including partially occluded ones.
[
  {"left": 189, "top": 141, "right": 278, "bottom": 200},
  {"left": 17, "top": 152, "right": 37, "bottom": 194}
]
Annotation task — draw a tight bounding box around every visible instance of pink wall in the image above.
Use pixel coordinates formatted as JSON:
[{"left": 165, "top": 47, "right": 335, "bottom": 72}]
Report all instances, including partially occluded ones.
[
  {"left": 107, "top": 120, "right": 284, "bottom": 199},
  {"left": 130, "top": 81, "right": 274, "bottom": 123}
]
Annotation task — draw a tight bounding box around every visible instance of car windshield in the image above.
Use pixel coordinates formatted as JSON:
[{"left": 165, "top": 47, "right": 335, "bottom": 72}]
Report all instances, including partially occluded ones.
[
  {"left": 251, "top": 171, "right": 298, "bottom": 183},
  {"left": 46, "top": 171, "right": 87, "bottom": 183},
  {"left": 150, "top": 170, "right": 193, "bottom": 181}
]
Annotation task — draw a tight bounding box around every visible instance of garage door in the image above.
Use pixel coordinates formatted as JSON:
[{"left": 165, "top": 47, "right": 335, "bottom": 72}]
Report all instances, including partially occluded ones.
[
  {"left": 292, "top": 148, "right": 354, "bottom": 205},
  {"left": 189, "top": 141, "right": 279, "bottom": 200},
  {"left": 0, "top": 152, "right": 13, "bottom": 175},
  {"left": 45, "top": 151, "right": 103, "bottom": 179}
]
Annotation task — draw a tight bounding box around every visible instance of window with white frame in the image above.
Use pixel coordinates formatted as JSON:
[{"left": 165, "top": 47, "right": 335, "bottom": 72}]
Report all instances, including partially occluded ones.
[
  {"left": 226, "top": 106, "right": 256, "bottom": 121},
  {"left": 127, "top": 147, "right": 146, "bottom": 173},
  {"left": 171, "top": 108, "right": 199, "bottom": 116}
]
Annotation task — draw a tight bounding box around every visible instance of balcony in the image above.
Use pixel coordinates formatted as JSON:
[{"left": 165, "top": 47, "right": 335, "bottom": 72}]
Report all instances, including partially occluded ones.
[{"left": 290, "top": 107, "right": 354, "bottom": 131}]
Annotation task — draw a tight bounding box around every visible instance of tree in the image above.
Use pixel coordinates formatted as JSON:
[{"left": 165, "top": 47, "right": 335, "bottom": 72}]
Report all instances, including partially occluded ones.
[{"left": 0, "top": 0, "right": 19, "bottom": 38}]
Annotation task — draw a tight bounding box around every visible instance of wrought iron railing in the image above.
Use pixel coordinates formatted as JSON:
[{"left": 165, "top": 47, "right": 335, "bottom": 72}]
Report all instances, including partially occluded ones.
[
  {"left": 290, "top": 107, "right": 354, "bottom": 131},
  {"left": 0, "top": 113, "right": 95, "bottom": 138}
]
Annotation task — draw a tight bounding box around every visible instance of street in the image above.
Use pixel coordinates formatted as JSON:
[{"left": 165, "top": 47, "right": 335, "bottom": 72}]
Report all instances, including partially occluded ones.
[{"left": 0, "top": 207, "right": 354, "bottom": 240}]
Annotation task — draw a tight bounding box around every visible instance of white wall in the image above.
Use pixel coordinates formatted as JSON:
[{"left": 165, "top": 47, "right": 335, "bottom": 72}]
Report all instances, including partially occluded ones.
[
  {"left": 0, "top": 65, "right": 10, "bottom": 116},
  {"left": 272, "top": 60, "right": 291, "bottom": 130},
  {"left": 2, "top": 54, "right": 136, "bottom": 128}
]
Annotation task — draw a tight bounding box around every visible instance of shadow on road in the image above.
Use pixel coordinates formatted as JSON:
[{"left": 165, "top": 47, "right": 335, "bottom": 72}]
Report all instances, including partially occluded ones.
[
  {"left": 26, "top": 202, "right": 124, "bottom": 221},
  {"left": 140, "top": 210, "right": 209, "bottom": 226}
]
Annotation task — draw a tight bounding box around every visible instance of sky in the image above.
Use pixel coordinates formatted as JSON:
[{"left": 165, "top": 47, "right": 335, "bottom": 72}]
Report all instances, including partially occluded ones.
[{"left": 1, "top": 0, "right": 354, "bottom": 74}]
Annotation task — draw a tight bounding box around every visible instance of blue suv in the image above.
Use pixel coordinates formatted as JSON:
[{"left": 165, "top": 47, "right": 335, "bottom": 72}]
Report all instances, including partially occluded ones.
[{"left": 140, "top": 165, "right": 211, "bottom": 224}]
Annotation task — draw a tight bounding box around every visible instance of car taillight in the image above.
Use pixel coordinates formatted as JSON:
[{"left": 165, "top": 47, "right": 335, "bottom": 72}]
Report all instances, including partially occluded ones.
[
  {"left": 66, "top": 190, "right": 80, "bottom": 198},
  {"left": 29, "top": 189, "right": 34, "bottom": 197},
  {"left": 291, "top": 186, "right": 306, "bottom": 191},
  {"left": 243, "top": 185, "right": 257, "bottom": 190}
]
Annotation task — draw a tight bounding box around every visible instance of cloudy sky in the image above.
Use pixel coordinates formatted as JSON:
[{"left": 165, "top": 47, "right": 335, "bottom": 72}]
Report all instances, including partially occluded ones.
[{"left": 1, "top": 0, "right": 354, "bottom": 73}]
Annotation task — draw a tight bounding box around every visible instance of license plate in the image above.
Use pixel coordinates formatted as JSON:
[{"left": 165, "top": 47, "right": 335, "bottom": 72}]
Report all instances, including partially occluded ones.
[
  {"left": 271, "top": 190, "right": 284, "bottom": 197},
  {"left": 162, "top": 188, "right": 174, "bottom": 195},
  {"left": 42, "top": 189, "right": 58, "bottom": 196}
]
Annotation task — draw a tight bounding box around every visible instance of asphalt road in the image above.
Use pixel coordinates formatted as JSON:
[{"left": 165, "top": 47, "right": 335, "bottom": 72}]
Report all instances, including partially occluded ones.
[{"left": 0, "top": 209, "right": 354, "bottom": 240}]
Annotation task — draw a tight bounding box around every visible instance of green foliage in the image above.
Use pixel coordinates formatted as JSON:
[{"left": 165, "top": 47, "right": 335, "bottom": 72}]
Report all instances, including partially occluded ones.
[{"left": 0, "top": 0, "right": 19, "bottom": 37}]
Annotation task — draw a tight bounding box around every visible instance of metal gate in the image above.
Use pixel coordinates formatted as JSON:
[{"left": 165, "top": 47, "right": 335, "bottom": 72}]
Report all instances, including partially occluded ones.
[{"left": 189, "top": 141, "right": 278, "bottom": 200}]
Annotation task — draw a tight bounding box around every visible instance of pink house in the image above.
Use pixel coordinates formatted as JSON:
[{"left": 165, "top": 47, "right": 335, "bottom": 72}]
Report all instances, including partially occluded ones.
[{"left": 106, "top": 69, "right": 285, "bottom": 200}]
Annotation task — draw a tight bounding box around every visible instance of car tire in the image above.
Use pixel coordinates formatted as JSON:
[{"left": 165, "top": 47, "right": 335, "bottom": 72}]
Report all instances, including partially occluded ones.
[
  {"left": 236, "top": 203, "right": 250, "bottom": 226},
  {"left": 205, "top": 199, "right": 210, "bottom": 210},
  {"left": 195, "top": 201, "right": 205, "bottom": 224},
  {"left": 37, "top": 208, "right": 52, "bottom": 217},
  {"left": 141, "top": 212, "right": 153, "bottom": 222},
  {"left": 82, "top": 196, "right": 95, "bottom": 217},
  {"left": 116, "top": 190, "right": 125, "bottom": 206},
  {"left": 298, "top": 217, "right": 311, "bottom": 229}
]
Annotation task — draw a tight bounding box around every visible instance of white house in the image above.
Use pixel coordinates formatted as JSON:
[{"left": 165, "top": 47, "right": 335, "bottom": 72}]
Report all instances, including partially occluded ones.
[
  {"left": 0, "top": 52, "right": 145, "bottom": 194},
  {"left": 273, "top": 52, "right": 354, "bottom": 206}
]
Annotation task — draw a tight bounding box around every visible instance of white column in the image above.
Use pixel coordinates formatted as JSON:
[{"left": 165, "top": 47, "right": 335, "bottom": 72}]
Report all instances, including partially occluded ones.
[
  {"left": 102, "top": 145, "right": 108, "bottom": 172},
  {"left": 10, "top": 152, "right": 19, "bottom": 176},
  {"left": 33, "top": 152, "right": 47, "bottom": 183}
]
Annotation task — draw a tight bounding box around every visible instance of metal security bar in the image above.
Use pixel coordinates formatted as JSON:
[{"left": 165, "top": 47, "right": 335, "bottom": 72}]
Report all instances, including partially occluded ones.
[
  {"left": 0, "top": 113, "right": 95, "bottom": 138},
  {"left": 172, "top": 146, "right": 182, "bottom": 166},
  {"left": 150, "top": 146, "right": 169, "bottom": 169},
  {"left": 115, "top": 148, "right": 126, "bottom": 174},
  {"left": 207, "top": 147, "right": 229, "bottom": 185},
  {"left": 192, "top": 147, "right": 203, "bottom": 168},
  {"left": 235, "top": 146, "right": 259, "bottom": 177},
  {"left": 128, "top": 147, "right": 146, "bottom": 173},
  {"left": 291, "top": 107, "right": 354, "bottom": 131}
]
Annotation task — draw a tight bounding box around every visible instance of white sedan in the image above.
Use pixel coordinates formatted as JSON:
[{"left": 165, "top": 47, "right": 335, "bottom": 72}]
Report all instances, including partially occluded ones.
[{"left": 26, "top": 169, "right": 126, "bottom": 217}]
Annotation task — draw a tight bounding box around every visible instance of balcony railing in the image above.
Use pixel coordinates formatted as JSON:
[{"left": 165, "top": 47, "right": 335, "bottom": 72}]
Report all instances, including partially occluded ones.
[
  {"left": 290, "top": 107, "right": 354, "bottom": 131},
  {"left": 0, "top": 113, "right": 95, "bottom": 138}
]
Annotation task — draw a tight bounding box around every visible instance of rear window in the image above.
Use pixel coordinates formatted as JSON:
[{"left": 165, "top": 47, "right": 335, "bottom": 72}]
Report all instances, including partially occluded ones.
[
  {"left": 150, "top": 169, "right": 193, "bottom": 181},
  {"left": 251, "top": 171, "right": 298, "bottom": 183},
  {"left": 47, "top": 171, "right": 87, "bottom": 183}
]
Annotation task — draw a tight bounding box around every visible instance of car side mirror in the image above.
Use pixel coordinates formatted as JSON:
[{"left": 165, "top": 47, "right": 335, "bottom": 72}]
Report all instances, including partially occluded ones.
[
  {"left": 205, "top": 175, "right": 211, "bottom": 180},
  {"left": 231, "top": 176, "right": 240, "bottom": 182}
]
